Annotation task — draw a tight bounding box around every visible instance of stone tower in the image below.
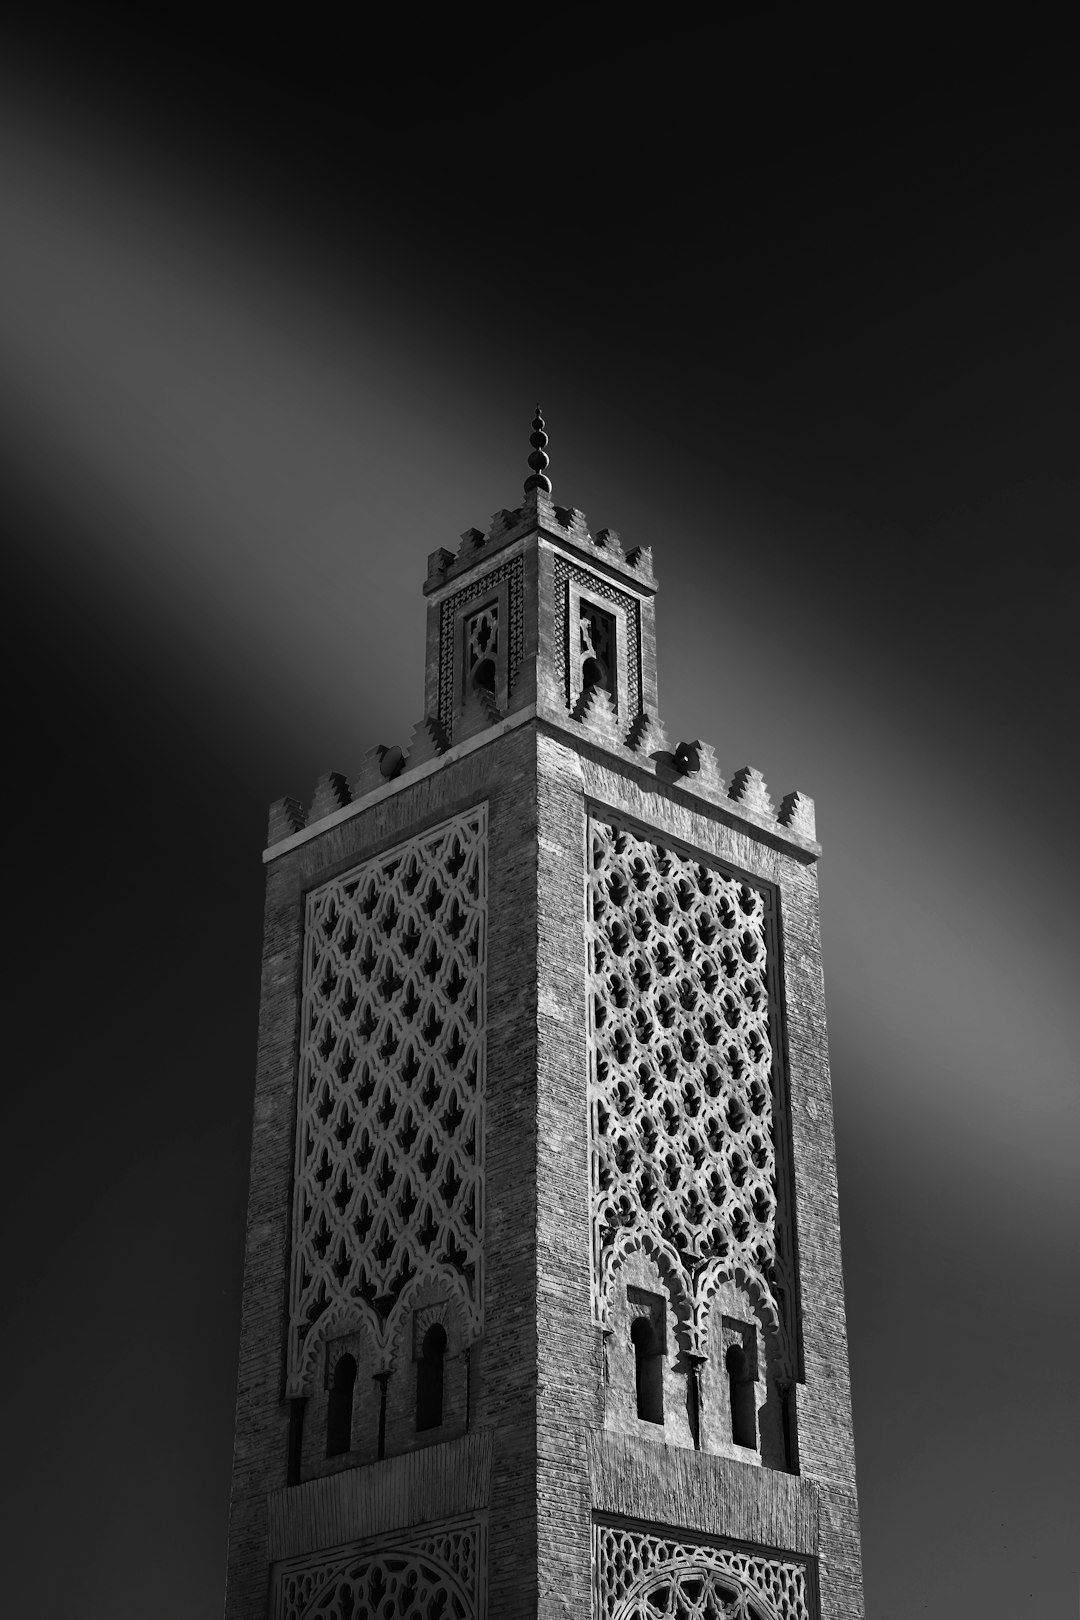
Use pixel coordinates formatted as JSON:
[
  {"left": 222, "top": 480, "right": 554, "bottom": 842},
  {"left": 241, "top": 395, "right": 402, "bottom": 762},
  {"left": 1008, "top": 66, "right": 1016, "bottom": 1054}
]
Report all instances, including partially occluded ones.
[{"left": 225, "top": 412, "right": 863, "bottom": 1619}]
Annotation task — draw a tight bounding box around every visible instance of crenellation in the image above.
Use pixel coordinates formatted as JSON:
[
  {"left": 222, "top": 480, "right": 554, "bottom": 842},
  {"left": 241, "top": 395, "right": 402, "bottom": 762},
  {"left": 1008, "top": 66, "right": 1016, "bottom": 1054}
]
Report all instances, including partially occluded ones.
[
  {"left": 729, "top": 764, "right": 776, "bottom": 820},
  {"left": 455, "top": 683, "right": 503, "bottom": 745},
  {"left": 570, "top": 681, "right": 619, "bottom": 733},
  {"left": 267, "top": 795, "right": 305, "bottom": 845},
  {"left": 404, "top": 715, "right": 450, "bottom": 769},
  {"left": 778, "top": 790, "right": 816, "bottom": 841},
  {"left": 349, "top": 743, "right": 395, "bottom": 800},
  {"left": 625, "top": 710, "right": 669, "bottom": 756},
  {"left": 427, "top": 546, "right": 456, "bottom": 583},
  {"left": 307, "top": 770, "right": 351, "bottom": 822},
  {"left": 487, "top": 508, "right": 521, "bottom": 544},
  {"left": 553, "top": 503, "right": 591, "bottom": 542},
  {"left": 675, "top": 737, "right": 728, "bottom": 799}
]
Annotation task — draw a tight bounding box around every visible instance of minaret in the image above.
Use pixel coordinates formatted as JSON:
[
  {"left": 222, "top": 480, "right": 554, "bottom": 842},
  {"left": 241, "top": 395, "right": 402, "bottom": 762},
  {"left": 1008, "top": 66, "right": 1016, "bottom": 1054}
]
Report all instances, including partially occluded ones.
[{"left": 224, "top": 416, "right": 864, "bottom": 1618}]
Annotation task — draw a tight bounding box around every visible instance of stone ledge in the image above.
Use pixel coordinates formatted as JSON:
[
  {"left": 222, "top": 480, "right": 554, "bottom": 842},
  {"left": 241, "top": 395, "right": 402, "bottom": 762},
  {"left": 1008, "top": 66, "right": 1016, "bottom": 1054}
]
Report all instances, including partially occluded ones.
[
  {"left": 266, "top": 1429, "right": 494, "bottom": 1560},
  {"left": 587, "top": 1430, "right": 820, "bottom": 1556}
]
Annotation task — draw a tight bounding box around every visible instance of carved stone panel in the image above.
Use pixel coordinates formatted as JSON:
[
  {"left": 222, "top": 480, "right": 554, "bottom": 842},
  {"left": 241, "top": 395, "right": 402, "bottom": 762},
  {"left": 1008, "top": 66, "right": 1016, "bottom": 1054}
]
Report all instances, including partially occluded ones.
[
  {"left": 272, "top": 1518, "right": 484, "bottom": 1620},
  {"left": 586, "top": 815, "right": 799, "bottom": 1379},
  {"left": 288, "top": 807, "right": 487, "bottom": 1395},
  {"left": 594, "top": 1519, "right": 813, "bottom": 1620}
]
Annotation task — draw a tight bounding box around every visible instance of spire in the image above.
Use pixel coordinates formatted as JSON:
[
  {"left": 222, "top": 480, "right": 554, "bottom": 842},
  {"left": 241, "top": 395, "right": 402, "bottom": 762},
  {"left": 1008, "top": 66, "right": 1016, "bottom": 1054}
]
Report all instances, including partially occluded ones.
[{"left": 524, "top": 404, "right": 552, "bottom": 494}]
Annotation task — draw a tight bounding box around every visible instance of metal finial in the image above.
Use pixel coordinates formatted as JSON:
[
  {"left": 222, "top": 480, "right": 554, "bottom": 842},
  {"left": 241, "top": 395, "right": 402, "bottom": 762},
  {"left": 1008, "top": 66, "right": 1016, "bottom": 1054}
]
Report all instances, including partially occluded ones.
[{"left": 524, "top": 403, "right": 552, "bottom": 494}]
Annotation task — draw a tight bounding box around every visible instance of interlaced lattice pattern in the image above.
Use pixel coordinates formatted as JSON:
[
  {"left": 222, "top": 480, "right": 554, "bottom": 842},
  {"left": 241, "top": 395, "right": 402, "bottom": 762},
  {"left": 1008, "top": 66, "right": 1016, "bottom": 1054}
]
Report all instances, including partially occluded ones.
[
  {"left": 595, "top": 1523, "right": 812, "bottom": 1620},
  {"left": 586, "top": 818, "right": 797, "bottom": 1371},
  {"left": 438, "top": 558, "right": 524, "bottom": 734},
  {"left": 288, "top": 809, "right": 487, "bottom": 1393},
  {"left": 276, "top": 1522, "right": 481, "bottom": 1620},
  {"left": 554, "top": 557, "right": 641, "bottom": 717}
]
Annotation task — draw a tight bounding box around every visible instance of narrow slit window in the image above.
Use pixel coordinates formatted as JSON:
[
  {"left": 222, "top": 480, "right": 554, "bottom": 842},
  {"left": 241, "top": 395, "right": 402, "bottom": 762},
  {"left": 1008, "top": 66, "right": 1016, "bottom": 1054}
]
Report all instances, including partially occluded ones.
[
  {"left": 416, "top": 1323, "right": 447, "bottom": 1431},
  {"left": 326, "top": 1353, "right": 357, "bottom": 1457},
  {"left": 726, "top": 1343, "right": 757, "bottom": 1449},
  {"left": 631, "top": 1317, "right": 664, "bottom": 1424}
]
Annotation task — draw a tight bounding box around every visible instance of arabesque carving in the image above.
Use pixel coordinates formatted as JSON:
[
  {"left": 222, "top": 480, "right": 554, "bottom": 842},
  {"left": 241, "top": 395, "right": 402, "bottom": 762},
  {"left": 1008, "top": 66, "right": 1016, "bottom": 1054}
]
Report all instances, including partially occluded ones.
[
  {"left": 288, "top": 808, "right": 487, "bottom": 1395},
  {"left": 274, "top": 1521, "right": 482, "bottom": 1620},
  {"left": 586, "top": 817, "right": 798, "bottom": 1377},
  {"left": 595, "top": 1521, "right": 811, "bottom": 1620}
]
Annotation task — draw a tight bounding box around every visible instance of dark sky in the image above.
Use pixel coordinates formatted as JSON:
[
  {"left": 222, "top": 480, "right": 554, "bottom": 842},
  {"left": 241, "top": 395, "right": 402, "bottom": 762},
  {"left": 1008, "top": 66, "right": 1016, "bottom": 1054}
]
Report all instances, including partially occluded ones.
[{"left": 1, "top": 21, "right": 1077, "bottom": 1618}]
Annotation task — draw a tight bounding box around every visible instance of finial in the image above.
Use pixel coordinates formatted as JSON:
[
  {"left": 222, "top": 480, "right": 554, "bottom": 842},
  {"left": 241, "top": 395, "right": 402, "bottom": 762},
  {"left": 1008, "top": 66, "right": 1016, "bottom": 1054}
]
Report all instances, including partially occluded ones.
[{"left": 524, "top": 403, "right": 552, "bottom": 494}]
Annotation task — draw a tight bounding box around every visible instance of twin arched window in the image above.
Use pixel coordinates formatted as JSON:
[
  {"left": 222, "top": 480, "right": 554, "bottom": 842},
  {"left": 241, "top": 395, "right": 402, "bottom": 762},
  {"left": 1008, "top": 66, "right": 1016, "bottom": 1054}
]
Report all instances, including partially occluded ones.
[{"left": 323, "top": 1320, "right": 450, "bottom": 1458}]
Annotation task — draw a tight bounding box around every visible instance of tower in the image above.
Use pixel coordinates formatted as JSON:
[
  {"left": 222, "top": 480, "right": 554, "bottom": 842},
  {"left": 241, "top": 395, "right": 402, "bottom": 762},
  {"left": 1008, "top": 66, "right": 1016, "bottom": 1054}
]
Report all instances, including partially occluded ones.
[{"left": 225, "top": 413, "right": 864, "bottom": 1618}]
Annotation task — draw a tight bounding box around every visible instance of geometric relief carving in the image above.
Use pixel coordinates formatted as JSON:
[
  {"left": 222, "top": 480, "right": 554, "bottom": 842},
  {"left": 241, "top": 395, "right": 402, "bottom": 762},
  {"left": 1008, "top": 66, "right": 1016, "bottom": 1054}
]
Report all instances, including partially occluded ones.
[
  {"left": 439, "top": 558, "right": 524, "bottom": 735},
  {"left": 555, "top": 557, "right": 641, "bottom": 718},
  {"left": 288, "top": 807, "right": 487, "bottom": 1395},
  {"left": 273, "top": 1519, "right": 483, "bottom": 1620},
  {"left": 594, "top": 1521, "right": 813, "bottom": 1620},
  {"left": 586, "top": 816, "right": 798, "bottom": 1379}
]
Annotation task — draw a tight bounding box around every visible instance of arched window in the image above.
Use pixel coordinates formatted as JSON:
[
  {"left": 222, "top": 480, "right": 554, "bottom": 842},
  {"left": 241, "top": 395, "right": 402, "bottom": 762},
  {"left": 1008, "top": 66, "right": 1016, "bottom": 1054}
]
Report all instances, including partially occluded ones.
[
  {"left": 416, "top": 1323, "right": 447, "bottom": 1431},
  {"left": 725, "top": 1343, "right": 757, "bottom": 1449},
  {"left": 631, "top": 1316, "right": 664, "bottom": 1424},
  {"left": 326, "top": 1353, "right": 357, "bottom": 1457},
  {"left": 471, "top": 656, "right": 497, "bottom": 698}
]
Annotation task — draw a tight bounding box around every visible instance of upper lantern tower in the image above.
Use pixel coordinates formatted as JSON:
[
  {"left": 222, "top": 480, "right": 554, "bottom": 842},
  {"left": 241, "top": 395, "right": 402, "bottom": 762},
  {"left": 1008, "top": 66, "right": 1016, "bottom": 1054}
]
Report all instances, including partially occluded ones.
[
  {"left": 418, "top": 407, "right": 662, "bottom": 759},
  {"left": 226, "top": 414, "right": 863, "bottom": 1620}
]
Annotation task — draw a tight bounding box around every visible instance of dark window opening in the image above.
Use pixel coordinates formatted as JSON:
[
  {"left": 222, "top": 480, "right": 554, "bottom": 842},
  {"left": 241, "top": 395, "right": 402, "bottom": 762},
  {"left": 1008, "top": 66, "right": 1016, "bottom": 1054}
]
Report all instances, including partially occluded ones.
[
  {"left": 579, "top": 604, "right": 616, "bottom": 701},
  {"left": 416, "top": 1323, "right": 447, "bottom": 1431},
  {"left": 326, "top": 1353, "right": 357, "bottom": 1457},
  {"left": 582, "top": 655, "right": 609, "bottom": 692},
  {"left": 631, "top": 1317, "right": 664, "bottom": 1424},
  {"left": 472, "top": 656, "right": 496, "bottom": 697},
  {"left": 725, "top": 1343, "right": 757, "bottom": 1449}
]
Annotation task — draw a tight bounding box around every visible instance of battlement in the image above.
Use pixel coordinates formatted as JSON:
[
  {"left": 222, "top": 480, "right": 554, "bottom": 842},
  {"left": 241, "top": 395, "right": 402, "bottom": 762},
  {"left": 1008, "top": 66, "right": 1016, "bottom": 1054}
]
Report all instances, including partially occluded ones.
[
  {"left": 424, "top": 484, "right": 657, "bottom": 597},
  {"left": 265, "top": 701, "right": 818, "bottom": 860}
]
